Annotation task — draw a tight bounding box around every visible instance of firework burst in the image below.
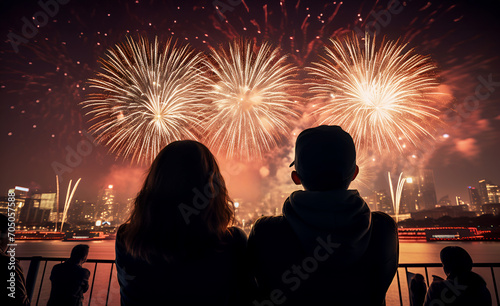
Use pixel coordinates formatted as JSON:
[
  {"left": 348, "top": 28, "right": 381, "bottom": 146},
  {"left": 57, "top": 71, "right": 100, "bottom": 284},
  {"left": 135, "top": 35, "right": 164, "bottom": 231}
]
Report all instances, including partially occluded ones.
[
  {"left": 308, "top": 34, "right": 442, "bottom": 154},
  {"left": 203, "top": 40, "right": 299, "bottom": 160},
  {"left": 82, "top": 37, "right": 207, "bottom": 164}
]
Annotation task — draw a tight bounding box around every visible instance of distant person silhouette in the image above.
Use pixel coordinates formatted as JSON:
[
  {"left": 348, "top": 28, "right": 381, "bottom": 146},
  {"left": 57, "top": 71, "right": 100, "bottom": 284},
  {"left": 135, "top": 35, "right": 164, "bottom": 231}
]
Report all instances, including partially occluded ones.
[
  {"left": 47, "top": 244, "right": 90, "bottom": 306},
  {"left": 0, "top": 214, "right": 30, "bottom": 306},
  {"left": 115, "top": 140, "right": 252, "bottom": 305},
  {"left": 424, "top": 246, "right": 492, "bottom": 306},
  {"left": 247, "top": 125, "right": 399, "bottom": 305},
  {"left": 409, "top": 273, "right": 427, "bottom": 306}
]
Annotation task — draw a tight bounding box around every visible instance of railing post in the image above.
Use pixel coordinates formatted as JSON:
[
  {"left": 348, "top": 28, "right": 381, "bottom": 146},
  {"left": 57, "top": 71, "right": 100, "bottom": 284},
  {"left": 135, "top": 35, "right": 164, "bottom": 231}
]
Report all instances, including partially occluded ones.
[
  {"left": 35, "top": 260, "right": 48, "bottom": 306},
  {"left": 25, "top": 256, "right": 42, "bottom": 302},
  {"left": 106, "top": 263, "right": 114, "bottom": 305},
  {"left": 88, "top": 262, "right": 98, "bottom": 306},
  {"left": 396, "top": 269, "right": 403, "bottom": 306},
  {"left": 490, "top": 267, "right": 499, "bottom": 305}
]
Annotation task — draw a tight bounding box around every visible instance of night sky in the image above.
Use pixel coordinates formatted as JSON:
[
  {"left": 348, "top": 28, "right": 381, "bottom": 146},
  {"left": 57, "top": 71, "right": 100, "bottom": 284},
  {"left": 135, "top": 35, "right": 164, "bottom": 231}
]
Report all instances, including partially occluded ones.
[{"left": 1, "top": 0, "right": 499, "bottom": 205}]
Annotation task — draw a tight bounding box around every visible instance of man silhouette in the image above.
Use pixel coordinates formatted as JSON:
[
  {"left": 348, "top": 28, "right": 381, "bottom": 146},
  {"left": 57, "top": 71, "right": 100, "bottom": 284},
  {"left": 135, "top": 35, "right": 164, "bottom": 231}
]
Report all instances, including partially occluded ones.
[
  {"left": 48, "top": 244, "right": 90, "bottom": 306},
  {"left": 248, "top": 125, "right": 399, "bottom": 305}
]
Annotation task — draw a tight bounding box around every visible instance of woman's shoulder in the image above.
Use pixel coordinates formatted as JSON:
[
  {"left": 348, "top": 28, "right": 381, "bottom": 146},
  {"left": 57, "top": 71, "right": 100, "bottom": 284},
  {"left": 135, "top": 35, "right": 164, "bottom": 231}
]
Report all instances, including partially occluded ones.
[
  {"left": 117, "top": 223, "right": 128, "bottom": 234},
  {"left": 115, "top": 223, "right": 129, "bottom": 254}
]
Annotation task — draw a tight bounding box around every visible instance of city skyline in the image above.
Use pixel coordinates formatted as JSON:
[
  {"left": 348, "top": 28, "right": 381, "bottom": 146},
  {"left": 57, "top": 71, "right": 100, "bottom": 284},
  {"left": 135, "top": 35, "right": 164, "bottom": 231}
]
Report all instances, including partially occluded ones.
[
  {"left": 4, "top": 172, "right": 500, "bottom": 226},
  {"left": 2, "top": 165, "right": 500, "bottom": 206}
]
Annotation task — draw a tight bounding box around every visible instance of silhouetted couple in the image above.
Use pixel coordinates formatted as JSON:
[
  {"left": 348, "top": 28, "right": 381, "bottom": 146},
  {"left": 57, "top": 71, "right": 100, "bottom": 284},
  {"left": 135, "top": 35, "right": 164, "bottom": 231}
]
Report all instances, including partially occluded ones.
[
  {"left": 115, "top": 126, "right": 399, "bottom": 305},
  {"left": 408, "top": 246, "right": 492, "bottom": 306}
]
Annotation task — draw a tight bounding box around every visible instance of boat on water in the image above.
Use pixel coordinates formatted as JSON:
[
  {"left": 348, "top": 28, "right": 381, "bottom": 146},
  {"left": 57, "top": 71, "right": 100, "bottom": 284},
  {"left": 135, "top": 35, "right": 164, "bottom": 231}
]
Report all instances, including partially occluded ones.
[
  {"left": 64, "top": 231, "right": 107, "bottom": 241},
  {"left": 398, "top": 227, "right": 499, "bottom": 241},
  {"left": 15, "top": 231, "right": 65, "bottom": 240}
]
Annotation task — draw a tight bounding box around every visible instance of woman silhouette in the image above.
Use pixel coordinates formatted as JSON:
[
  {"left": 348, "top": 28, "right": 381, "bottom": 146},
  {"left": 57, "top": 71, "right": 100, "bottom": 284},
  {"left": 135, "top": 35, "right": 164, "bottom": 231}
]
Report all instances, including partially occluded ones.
[{"left": 115, "top": 140, "right": 251, "bottom": 305}]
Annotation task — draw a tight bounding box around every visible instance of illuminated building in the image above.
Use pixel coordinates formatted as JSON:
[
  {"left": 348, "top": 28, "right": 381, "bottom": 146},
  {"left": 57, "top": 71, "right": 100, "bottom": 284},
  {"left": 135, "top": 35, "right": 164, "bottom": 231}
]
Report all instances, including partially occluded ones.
[
  {"left": 400, "top": 177, "right": 419, "bottom": 213},
  {"left": 363, "top": 194, "right": 378, "bottom": 211},
  {"left": 416, "top": 169, "right": 438, "bottom": 211},
  {"left": 455, "top": 196, "right": 466, "bottom": 206},
  {"left": 401, "top": 169, "right": 438, "bottom": 213},
  {"left": 96, "top": 185, "right": 115, "bottom": 223},
  {"left": 437, "top": 195, "right": 452, "bottom": 206},
  {"left": 478, "top": 180, "right": 500, "bottom": 204},
  {"left": 468, "top": 186, "right": 482, "bottom": 212},
  {"left": 7, "top": 186, "right": 29, "bottom": 222},
  {"left": 482, "top": 203, "right": 500, "bottom": 216},
  {"left": 376, "top": 190, "right": 394, "bottom": 215},
  {"left": 38, "top": 193, "right": 58, "bottom": 222},
  {"left": 362, "top": 190, "right": 394, "bottom": 215},
  {"left": 0, "top": 197, "right": 9, "bottom": 216},
  {"left": 19, "top": 194, "right": 52, "bottom": 224},
  {"left": 68, "top": 200, "right": 97, "bottom": 224}
]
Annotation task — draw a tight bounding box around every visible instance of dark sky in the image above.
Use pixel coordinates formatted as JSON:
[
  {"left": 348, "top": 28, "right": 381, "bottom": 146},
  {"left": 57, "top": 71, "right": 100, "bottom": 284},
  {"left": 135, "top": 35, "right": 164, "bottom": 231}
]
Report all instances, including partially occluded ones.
[{"left": 1, "top": 0, "right": 499, "bottom": 204}]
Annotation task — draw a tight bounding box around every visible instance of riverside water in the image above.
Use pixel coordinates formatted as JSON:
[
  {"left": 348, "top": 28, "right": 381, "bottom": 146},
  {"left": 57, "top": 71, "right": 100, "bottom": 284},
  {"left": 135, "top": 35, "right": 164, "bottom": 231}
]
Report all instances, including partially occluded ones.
[{"left": 15, "top": 240, "right": 500, "bottom": 305}]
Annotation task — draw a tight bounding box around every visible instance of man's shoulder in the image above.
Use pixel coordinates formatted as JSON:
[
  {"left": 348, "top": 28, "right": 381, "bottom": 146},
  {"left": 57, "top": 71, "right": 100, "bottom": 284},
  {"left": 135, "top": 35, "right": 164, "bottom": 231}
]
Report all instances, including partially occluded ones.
[
  {"left": 371, "top": 211, "right": 397, "bottom": 230},
  {"left": 51, "top": 262, "right": 64, "bottom": 271}
]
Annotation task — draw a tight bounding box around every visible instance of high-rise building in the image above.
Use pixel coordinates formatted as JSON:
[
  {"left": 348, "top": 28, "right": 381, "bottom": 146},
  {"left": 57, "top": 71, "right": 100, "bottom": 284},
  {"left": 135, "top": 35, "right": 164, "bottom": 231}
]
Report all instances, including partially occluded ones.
[
  {"left": 468, "top": 186, "right": 482, "bottom": 212},
  {"left": 7, "top": 186, "right": 29, "bottom": 222},
  {"left": 19, "top": 195, "right": 51, "bottom": 224},
  {"left": 362, "top": 190, "right": 394, "bottom": 215},
  {"left": 363, "top": 193, "right": 378, "bottom": 212},
  {"left": 400, "top": 169, "right": 438, "bottom": 213},
  {"left": 83, "top": 201, "right": 98, "bottom": 222},
  {"left": 0, "top": 197, "right": 9, "bottom": 216},
  {"left": 97, "top": 185, "right": 115, "bottom": 223},
  {"left": 437, "top": 195, "right": 452, "bottom": 207},
  {"left": 376, "top": 190, "right": 394, "bottom": 215},
  {"left": 400, "top": 177, "right": 419, "bottom": 213},
  {"left": 416, "top": 169, "right": 438, "bottom": 211},
  {"left": 478, "top": 180, "right": 500, "bottom": 204},
  {"left": 38, "top": 193, "right": 57, "bottom": 222}
]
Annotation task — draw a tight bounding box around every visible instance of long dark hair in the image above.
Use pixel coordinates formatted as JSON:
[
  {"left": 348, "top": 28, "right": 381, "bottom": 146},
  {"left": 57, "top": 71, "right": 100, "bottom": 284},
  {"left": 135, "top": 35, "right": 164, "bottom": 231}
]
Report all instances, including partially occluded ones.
[{"left": 119, "top": 140, "right": 234, "bottom": 263}]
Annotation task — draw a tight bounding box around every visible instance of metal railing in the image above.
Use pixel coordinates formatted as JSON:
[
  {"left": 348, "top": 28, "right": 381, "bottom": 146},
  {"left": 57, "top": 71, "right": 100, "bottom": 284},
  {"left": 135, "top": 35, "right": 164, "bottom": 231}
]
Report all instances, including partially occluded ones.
[
  {"left": 19, "top": 257, "right": 116, "bottom": 306},
  {"left": 396, "top": 263, "right": 500, "bottom": 306},
  {"left": 19, "top": 257, "right": 500, "bottom": 306}
]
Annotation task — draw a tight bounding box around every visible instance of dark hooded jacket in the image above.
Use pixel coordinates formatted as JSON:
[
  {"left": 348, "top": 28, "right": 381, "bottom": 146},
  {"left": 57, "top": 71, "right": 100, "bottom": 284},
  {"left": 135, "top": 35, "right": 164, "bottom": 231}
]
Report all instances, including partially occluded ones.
[
  {"left": 424, "top": 272, "right": 492, "bottom": 306},
  {"left": 247, "top": 190, "right": 399, "bottom": 306}
]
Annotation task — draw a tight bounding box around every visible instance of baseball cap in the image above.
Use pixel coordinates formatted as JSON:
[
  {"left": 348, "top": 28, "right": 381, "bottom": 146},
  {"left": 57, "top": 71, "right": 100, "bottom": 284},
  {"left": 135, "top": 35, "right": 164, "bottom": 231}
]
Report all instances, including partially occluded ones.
[{"left": 290, "top": 125, "right": 356, "bottom": 190}]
